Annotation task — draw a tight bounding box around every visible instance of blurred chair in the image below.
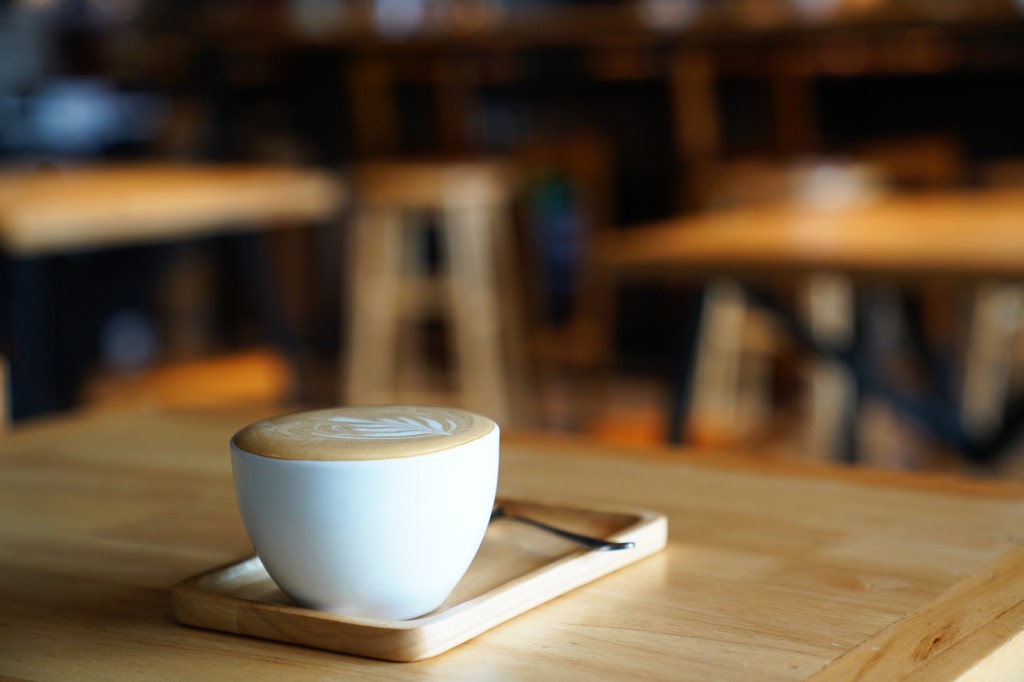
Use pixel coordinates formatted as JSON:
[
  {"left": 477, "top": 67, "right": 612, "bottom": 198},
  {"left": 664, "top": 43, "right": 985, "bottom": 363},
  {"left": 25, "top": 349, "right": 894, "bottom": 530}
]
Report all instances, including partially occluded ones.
[
  {"left": 514, "top": 132, "right": 618, "bottom": 431},
  {"left": 341, "top": 160, "right": 527, "bottom": 426},
  {"left": 682, "top": 145, "right": 1024, "bottom": 464},
  {"left": 960, "top": 160, "right": 1024, "bottom": 441},
  {"left": 961, "top": 282, "right": 1023, "bottom": 440},
  {"left": 687, "top": 278, "right": 788, "bottom": 447},
  {"left": 683, "top": 160, "right": 882, "bottom": 457}
]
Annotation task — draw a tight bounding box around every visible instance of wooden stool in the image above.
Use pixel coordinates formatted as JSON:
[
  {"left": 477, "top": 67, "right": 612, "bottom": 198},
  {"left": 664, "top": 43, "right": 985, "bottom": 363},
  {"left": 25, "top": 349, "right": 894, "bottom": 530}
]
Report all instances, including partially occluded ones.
[
  {"left": 342, "top": 160, "right": 523, "bottom": 425},
  {"left": 688, "top": 278, "right": 785, "bottom": 448}
]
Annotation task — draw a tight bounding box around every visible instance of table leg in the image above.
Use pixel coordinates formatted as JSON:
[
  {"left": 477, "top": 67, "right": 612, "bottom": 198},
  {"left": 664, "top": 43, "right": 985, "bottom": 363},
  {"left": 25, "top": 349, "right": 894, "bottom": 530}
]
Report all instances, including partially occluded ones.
[
  {"left": 900, "top": 291, "right": 956, "bottom": 404},
  {"left": 805, "top": 275, "right": 858, "bottom": 462},
  {"left": 741, "top": 283, "right": 863, "bottom": 461},
  {"left": 5, "top": 256, "right": 63, "bottom": 419},
  {"left": 667, "top": 284, "right": 707, "bottom": 445},
  {"left": 684, "top": 283, "right": 1021, "bottom": 465}
]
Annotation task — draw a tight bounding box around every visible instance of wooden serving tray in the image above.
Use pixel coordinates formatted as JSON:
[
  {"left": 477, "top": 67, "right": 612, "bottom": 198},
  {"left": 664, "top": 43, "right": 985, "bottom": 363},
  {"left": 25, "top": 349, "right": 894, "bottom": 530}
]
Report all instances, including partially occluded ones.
[{"left": 171, "top": 498, "right": 667, "bottom": 662}]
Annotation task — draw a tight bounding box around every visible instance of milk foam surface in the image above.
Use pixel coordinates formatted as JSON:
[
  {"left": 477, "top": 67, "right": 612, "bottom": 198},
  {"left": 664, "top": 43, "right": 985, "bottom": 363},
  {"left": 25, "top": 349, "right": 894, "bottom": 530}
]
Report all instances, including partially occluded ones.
[{"left": 232, "top": 405, "right": 495, "bottom": 460}]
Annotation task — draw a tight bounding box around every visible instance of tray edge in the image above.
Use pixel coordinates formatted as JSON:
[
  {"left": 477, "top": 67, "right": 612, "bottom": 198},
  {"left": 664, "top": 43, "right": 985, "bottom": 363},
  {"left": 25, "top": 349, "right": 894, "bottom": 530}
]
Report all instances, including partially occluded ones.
[{"left": 171, "top": 498, "right": 669, "bottom": 661}]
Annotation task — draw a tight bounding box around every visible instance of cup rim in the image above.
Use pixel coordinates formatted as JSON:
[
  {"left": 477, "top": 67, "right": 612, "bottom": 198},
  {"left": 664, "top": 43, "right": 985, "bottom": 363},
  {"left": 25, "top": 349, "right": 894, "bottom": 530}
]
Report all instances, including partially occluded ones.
[{"left": 230, "top": 405, "right": 498, "bottom": 462}]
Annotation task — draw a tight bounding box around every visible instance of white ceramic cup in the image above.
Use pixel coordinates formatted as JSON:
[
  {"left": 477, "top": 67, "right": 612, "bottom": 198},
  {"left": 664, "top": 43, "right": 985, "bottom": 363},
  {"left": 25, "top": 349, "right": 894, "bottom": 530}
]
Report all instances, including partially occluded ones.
[{"left": 230, "top": 405, "right": 499, "bottom": 620}]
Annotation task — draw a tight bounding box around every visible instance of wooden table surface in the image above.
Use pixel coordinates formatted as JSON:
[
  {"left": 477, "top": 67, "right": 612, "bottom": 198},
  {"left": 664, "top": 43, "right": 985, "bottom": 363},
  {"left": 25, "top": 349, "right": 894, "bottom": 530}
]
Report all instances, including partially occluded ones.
[
  {"left": 603, "top": 189, "right": 1024, "bottom": 281},
  {"left": 2, "top": 407, "right": 1024, "bottom": 680},
  {"left": 0, "top": 164, "right": 344, "bottom": 256}
]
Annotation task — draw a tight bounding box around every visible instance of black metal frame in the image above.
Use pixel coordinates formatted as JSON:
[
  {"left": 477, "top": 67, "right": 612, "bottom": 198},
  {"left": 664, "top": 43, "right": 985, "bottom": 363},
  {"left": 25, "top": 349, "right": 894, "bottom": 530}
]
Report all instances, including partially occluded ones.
[{"left": 668, "top": 281, "right": 1024, "bottom": 464}]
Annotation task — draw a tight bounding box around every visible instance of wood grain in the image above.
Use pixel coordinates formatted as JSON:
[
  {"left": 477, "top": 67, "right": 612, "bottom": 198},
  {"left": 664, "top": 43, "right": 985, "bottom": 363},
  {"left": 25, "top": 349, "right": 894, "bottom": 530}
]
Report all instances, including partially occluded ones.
[
  {"left": 0, "top": 164, "right": 344, "bottom": 255},
  {"left": 810, "top": 547, "right": 1024, "bottom": 681},
  {"left": 2, "top": 407, "right": 1024, "bottom": 679}
]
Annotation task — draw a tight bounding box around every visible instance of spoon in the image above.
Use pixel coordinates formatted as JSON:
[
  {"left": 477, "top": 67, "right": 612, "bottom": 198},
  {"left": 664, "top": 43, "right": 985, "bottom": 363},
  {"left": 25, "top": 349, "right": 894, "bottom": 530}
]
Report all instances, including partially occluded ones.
[{"left": 490, "top": 505, "right": 635, "bottom": 551}]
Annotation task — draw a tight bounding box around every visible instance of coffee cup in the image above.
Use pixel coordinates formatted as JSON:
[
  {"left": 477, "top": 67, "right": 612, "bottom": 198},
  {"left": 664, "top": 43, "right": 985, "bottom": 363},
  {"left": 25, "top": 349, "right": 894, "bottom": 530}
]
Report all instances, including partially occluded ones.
[{"left": 230, "top": 405, "right": 499, "bottom": 620}]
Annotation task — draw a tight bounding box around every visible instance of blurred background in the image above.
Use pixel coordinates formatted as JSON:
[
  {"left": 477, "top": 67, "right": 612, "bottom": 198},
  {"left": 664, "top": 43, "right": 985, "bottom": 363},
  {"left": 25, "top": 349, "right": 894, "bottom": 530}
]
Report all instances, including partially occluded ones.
[{"left": 5, "top": 0, "right": 1024, "bottom": 477}]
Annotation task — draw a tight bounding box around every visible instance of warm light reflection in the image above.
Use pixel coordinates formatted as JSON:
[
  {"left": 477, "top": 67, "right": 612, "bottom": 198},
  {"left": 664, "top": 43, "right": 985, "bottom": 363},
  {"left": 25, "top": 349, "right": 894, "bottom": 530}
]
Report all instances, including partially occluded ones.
[
  {"left": 791, "top": 0, "right": 844, "bottom": 21},
  {"left": 636, "top": 0, "right": 701, "bottom": 31},
  {"left": 374, "top": 0, "right": 427, "bottom": 39},
  {"left": 432, "top": 0, "right": 503, "bottom": 35},
  {"left": 88, "top": 0, "right": 141, "bottom": 23},
  {"left": 289, "top": 0, "right": 349, "bottom": 37}
]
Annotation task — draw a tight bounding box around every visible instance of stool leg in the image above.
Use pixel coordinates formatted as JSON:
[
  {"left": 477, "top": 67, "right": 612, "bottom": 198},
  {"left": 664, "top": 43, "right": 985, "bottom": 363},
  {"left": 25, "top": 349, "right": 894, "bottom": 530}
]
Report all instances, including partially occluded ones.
[
  {"left": 667, "top": 285, "right": 707, "bottom": 445},
  {"left": 803, "top": 274, "right": 856, "bottom": 461},
  {"left": 689, "top": 278, "right": 748, "bottom": 443},
  {"left": 343, "top": 208, "right": 403, "bottom": 405},
  {"left": 962, "top": 282, "right": 1024, "bottom": 439},
  {"left": 441, "top": 205, "right": 510, "bottom": 424}
]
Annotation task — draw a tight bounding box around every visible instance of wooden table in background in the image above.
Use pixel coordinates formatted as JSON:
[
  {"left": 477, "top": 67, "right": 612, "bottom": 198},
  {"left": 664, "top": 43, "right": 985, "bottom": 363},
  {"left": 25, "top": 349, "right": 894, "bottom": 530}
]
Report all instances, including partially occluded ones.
[
  {"left": 2, "top": 407, "right": 1024, "bottom": 679},
  {"left": 603, "top": 189, "right": 1024, "bottom": 281},
  {"left": 602, "top": 189, "right": 1024, "bottom": 459},
  {"left": 0, "top": 164, "right": 343, "bottom": 256},
  {"left": 0, "top": 164, "right": 345, "bottom": 419}
]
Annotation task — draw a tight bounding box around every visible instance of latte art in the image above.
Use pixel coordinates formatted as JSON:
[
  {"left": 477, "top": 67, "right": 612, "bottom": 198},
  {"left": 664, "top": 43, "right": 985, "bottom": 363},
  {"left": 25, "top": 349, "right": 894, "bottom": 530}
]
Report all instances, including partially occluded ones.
[
  {"left": 278, "top": 413, "right": 462, "bottom": 441},
  {"left": 232, "top": 405, "right": 495, "bottom": 461}
]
